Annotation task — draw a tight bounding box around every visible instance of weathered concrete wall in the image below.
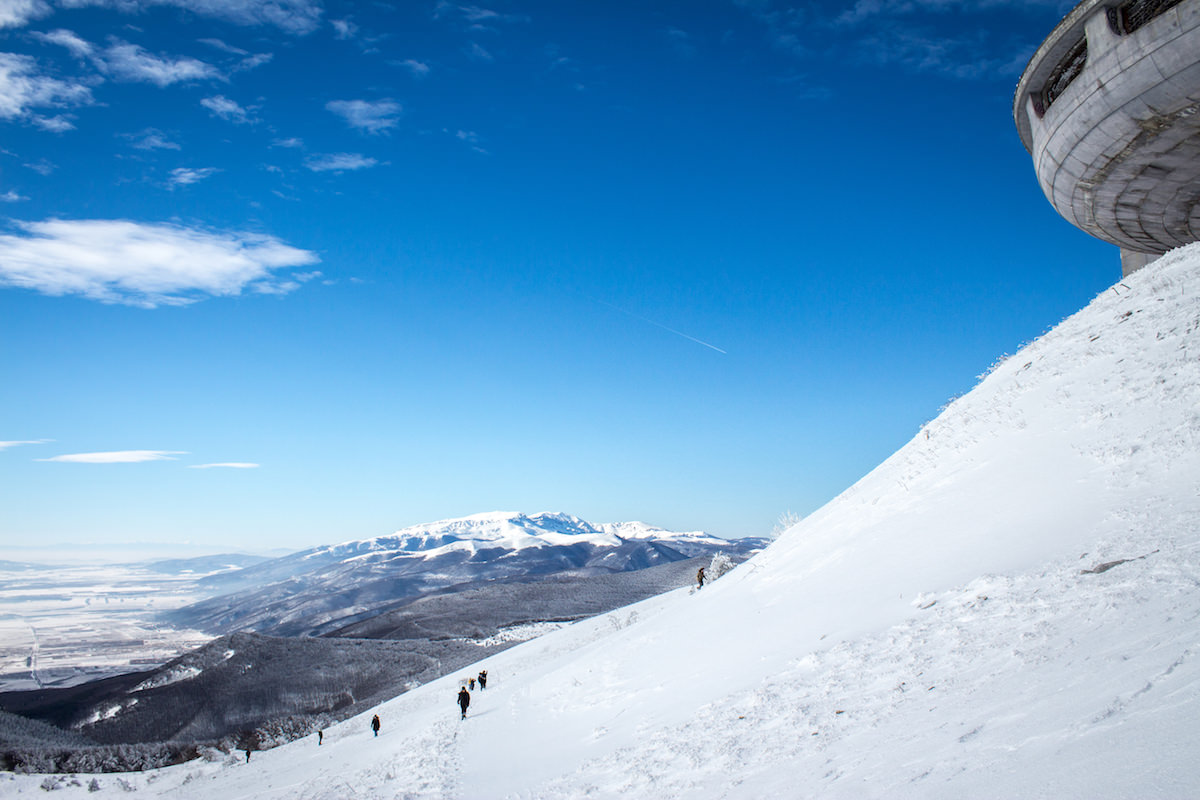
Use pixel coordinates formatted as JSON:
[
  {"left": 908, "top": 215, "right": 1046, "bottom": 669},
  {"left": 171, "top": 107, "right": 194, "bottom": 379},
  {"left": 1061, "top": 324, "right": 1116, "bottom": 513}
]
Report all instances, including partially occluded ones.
[{"left": 1014, "top": 0, "right": 1200, "bottom": 262}]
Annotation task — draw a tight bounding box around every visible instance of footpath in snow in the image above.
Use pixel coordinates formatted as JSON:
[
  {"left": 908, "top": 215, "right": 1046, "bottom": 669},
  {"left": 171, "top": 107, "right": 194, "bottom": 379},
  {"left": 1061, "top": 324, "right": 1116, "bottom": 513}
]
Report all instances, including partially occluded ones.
[{"left": 4, "top": 243, "right": 1200, "bottom": 798}]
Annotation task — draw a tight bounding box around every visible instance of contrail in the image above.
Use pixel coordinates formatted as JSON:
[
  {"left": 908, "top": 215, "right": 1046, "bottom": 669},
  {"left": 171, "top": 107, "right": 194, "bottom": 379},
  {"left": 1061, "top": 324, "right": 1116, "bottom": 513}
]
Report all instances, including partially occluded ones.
[{"left": 596, "top": 299, "right": 727, "bottom": 355}]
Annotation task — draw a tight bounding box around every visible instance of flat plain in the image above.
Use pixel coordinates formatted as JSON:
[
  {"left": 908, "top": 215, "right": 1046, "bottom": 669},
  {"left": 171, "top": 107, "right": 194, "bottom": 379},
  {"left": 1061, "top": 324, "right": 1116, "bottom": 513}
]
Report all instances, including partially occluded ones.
[{"left": 0, "top": 562, "right": 215, "bottom": 693}]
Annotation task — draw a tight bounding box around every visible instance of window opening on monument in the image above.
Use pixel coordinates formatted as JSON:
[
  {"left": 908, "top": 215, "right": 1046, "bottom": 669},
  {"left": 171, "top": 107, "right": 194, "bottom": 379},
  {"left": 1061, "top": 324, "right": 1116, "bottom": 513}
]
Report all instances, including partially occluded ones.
[
  {"left": 1042, "top": 36, "right": 1088, "bottom": 111},
  {"left": 1114, "top": 0, "right": 1187, "bottom": 34}
]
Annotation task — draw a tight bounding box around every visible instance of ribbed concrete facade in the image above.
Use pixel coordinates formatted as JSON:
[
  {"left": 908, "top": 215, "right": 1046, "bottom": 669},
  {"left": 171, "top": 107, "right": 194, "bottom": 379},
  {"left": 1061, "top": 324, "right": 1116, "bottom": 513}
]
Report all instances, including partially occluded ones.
[{"left": 1014, "top": 0, "right": 1200, "bottom": 274}]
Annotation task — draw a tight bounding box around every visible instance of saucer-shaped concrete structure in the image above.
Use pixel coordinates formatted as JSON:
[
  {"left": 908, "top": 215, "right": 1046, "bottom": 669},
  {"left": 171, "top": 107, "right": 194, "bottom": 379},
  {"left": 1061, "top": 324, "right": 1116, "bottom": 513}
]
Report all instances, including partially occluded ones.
[{"left": 1014, "top": 0, "right": 1200, "bottom": 274}]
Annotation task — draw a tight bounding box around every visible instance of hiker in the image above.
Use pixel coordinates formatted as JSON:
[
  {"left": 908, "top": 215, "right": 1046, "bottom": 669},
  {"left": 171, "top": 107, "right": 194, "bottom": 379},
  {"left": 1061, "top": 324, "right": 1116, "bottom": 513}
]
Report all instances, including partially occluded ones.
[
  {"left": 244, "top": 748, "right": 251, "bottom": 763},
  {"left": 371, "top": 714, "right": 381, "bottom": 737},
  {"left": 469, "top": 677, "right": 475, "bottom": 690},
  {"left": 318, "top": 729, "right": 323, "bottom": 746},
  {"left": 478, "top": 670, "right": 487, "bottom": 690},
  {"left": 697, "top": 567, "right": 706, "bottom": 589},
  {"left": 458, "top": 687, "right": 471, "bottom": 719}
]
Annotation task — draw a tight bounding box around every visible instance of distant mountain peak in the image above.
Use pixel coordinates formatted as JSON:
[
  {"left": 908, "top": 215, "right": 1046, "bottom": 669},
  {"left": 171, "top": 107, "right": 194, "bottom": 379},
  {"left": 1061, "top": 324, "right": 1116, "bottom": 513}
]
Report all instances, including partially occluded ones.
[
  {"left": 175, "top": 511, "right": 765, "bottom": 636},
  {"left": 314, "top": 511, "right": 735, "bottom": 560}
]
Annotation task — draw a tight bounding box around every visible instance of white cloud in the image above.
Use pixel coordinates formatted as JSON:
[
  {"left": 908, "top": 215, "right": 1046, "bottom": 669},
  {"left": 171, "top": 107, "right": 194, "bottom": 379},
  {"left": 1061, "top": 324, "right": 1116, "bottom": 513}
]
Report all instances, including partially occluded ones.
[
  {"left": 0, "top": 52, "right": 94, "bottom": 123},
  {"left": 236, "top": 52, "right": 272, "bottom": 71},
  {"left": 0, "top": 439, "right": 50, "bottom": 450},
  {"left": 435, "top": 3, "right": 527, "bottom": 26},
  {"left": 125, "top": 127, "right": 180, "bottom": 150},
  {"left": 453, "top": 129, "right": 488, "bottom": 154},
  {"left": 56, "top": 0, "right": 324, "bottom": 34},
  {"left": 24, "top": 159, "right": 55, "bottom": 175},
  {"left": 304, "top": 152, "right": 378, "bottom": 172},
  {"left": 32, "top": 113, "right": 74, "bottom": 131},
  {"left": 1, "top": 189, "right": 28, "bottom": 201},
  {"left": 39, "top": 449, "right": 186, "bottom": 463},
  {"left": 0, "top": 0, "right": 50, "bottom": 29},
  {"left": 326, "top": 98, "right": 400, "bottom": 134},
  {"left": 331, "top": 18, "right": 358, "bottom": 39},
  {"left": 32, "top": 28, "right": 94, "bottom": 58},
  {"left": 99, "top": 41, "right": 221, "bottom": 86},
  {"left": 189, "top": 461, "right": 260, "bottom": 469},
  {"left": 397, "top": 58, "right": 430, "bottom": 77},
  {"left": 168, "top": 166, "right": 218, "bottom": 186},
  {"left": 201, "top": 94, "right": 255, "bottom": 123},
  {"left": 0, "top": 218, "right": 321, "bottom": 307},
  {"left": 272, "top": 136, "right": 303, "bottom": 148}
]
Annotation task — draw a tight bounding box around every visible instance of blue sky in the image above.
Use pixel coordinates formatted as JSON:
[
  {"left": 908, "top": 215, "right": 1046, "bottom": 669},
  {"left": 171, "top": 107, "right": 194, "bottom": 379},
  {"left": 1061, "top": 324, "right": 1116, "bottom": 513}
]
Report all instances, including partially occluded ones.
[{"left": 0, "top": 0, "right": 1114, "bottom": 555}]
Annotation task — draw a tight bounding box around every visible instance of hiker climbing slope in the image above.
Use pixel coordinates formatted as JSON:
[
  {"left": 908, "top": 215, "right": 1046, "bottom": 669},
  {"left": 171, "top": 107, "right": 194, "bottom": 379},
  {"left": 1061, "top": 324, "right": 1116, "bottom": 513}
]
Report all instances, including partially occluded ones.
[{"left": 457, "top": 687, "right": 471, "bottom": 719}]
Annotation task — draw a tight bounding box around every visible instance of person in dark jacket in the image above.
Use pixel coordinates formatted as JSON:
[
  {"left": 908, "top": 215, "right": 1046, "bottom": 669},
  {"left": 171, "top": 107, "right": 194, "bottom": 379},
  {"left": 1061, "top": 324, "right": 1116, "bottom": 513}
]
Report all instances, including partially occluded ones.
[
  {"left": 371, "top": 714, "right": 381, "bottom": 736},
  {"left": 457, "top": 687, "right": 471, "bottom": 719},
  {"left": 696, "top": 567, "right": 706, "bottom": 589},
  {"left": 469, "top": 677, "right": 475, "bottom": 690},
  {"left": 478, "top": 670, "right": 487, "bottom": 689}
]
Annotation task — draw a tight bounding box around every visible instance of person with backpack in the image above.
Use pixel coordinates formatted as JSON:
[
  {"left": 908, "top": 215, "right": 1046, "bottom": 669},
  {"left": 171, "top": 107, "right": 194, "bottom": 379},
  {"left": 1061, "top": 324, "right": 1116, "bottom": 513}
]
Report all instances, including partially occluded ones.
[
  {"left": 371, "top": 714, "right": 381, "bottom": 736},
  {"left": 696, "top": 567, "right": 706, "bottom": 589},
  {"left": 478, "top": 670, "right": 487, "bottom": 689},
  {"left": 457, "top": 686, "right": 471, "bottom": 719}
]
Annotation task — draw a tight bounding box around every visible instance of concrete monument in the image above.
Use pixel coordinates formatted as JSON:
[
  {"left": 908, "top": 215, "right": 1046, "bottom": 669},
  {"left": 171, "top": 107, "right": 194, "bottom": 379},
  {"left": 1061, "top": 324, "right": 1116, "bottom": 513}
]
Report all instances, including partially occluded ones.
[{"left": 1014, "top": 0, "right": 1200, "bottom": 275}]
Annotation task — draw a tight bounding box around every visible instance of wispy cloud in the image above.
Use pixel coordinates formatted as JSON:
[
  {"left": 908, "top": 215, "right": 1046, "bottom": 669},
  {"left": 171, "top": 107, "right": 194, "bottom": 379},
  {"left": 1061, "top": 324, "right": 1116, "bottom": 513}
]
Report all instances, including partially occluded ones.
[
  {"left": 0, "top": 439, "right": 51, "bottom": 450},
  {"left": 31, "top": 28, "right": 94, "bottom": 58},
  {"left": 434, "top": 3, "right": 528, "bottom": 27},
  {"left": 465, "top": 41, "right": 493, "bottom": 62},
  {"left": 397, "top": 58, "right": 431, "bottom": 77},
  {"left": 99, "top": 41, "right": 221, "bottom": 86},
  {"left": 272, "top": 136, "right": 303, "bottom": 148},
  {"left": 168, "top": 166, "right": 219, "bottom": 186},
  {"left": 38, "top": 449, "right": 187, "bottom": 463},
  {"left": 331, "top": 18, "right": 358, "bottom": 39},
  {"left": 0, "top": 218, "right": 320, "bottom": 307},
  {"left": 24, "top": 159, "right": 55, "bottom": 175},
  {"left": 199, "top": 38, "right": 247, "bottom": 56},
  {"left": 236, "top": 52, "right": 272, "bottom": 71},
  {"left": 33, "top": 113, "right": 75, "bottom": 131},
  {"left": 1, "top": 189, "right": 28, "bottom": 202},
  {"left": 0, "top": 0, "right": 51, "bottom": 29},
  {"left": 304, "top": 152, "right": 379, "bottom": 172},
  {"left": 54, "top": 0, "right": 324, "bottom": 35},
  {"left": 124, "top": 127, "right": 180, "bottom": 150},
  {"left": 189, "top": 462, "right": 260, "bottom": 469},
  {"left": 201, "top": 94, "right": 256, "bottom": 124},
  {"left": 326, "top": 99, "right": 401, "bottom": 134},
  {"left": 735, "top": 0, "right": 1061, "bottom": 80},
  {"left": 453, "top": 129, "right": 488, "bottom": 154},
  {"left": 0, "top": 52, "right": 94, "bottom": 127},
  {"left": 666, "top": 27, "right": 696, "bottom": 58}
]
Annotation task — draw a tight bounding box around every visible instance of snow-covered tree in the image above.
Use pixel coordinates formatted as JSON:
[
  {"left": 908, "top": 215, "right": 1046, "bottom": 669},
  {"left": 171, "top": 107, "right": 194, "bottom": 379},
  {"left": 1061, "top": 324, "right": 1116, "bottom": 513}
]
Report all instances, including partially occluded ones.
[
  {"left": 769, "top": 510, "right": 803, "bottom": 539},
  {"left": 708, "top": 553, "right": 735, "bottom": 582}
]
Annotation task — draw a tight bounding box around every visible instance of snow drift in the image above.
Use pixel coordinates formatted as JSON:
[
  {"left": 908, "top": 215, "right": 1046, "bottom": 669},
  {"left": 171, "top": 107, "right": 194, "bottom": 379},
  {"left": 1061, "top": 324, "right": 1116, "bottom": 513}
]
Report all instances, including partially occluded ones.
[{"left": 6, "top": 244, "right": 1200, "bottom": 798}]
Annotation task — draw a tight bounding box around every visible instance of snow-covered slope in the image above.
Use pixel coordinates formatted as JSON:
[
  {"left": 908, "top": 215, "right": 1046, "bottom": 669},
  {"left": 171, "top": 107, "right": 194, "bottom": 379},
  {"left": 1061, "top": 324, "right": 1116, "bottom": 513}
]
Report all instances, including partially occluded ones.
[{"left": 8, "top": 244, "right": 1200, "bottom": 798}]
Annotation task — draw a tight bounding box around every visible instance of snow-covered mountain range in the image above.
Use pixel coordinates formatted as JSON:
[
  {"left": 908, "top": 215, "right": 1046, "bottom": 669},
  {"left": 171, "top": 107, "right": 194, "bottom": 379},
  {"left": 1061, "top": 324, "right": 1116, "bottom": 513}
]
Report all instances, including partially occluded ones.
[
  {"left": 169, "top": 511, "right": 763, "bottom": 636},
  {"left": 7, "top": 242, "right": 1200, "bottom": 797}
]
